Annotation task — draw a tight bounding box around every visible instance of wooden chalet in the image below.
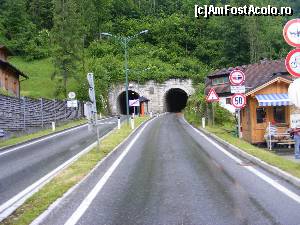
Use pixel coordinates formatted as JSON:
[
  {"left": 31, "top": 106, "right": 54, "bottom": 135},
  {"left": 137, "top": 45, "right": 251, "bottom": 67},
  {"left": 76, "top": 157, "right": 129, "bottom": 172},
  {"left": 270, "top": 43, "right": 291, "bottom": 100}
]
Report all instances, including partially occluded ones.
[
  {"left": 206, "top": 59, "right": 296, "bottom": 144},
  {"left": 0, "top": 45, "right": 28, "bottom": 97}
]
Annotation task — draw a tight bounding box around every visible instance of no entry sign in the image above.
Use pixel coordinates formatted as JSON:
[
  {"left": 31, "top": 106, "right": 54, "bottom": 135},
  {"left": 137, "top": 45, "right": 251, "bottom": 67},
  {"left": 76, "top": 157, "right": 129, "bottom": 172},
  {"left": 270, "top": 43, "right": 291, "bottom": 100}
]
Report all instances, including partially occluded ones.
[
  {"left": 229, "top": 70, "right": 245, "bottom": 86},
  {"left": 283, "top": 19, "right": 300, "bottom": 48},
  {"left": 285, "top": 49, "right": 300, "bottom": 78},
  {"left": 231, "top": 94, "right": 246, "bottom": 109}
]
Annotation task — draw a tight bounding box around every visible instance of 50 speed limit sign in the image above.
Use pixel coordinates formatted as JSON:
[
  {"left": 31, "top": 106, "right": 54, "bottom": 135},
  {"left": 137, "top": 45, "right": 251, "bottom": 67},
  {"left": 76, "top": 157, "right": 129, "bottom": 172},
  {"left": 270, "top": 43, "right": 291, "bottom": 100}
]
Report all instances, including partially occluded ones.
[{"left": 231, "top": 94, "right": 246, "bottom": 109}]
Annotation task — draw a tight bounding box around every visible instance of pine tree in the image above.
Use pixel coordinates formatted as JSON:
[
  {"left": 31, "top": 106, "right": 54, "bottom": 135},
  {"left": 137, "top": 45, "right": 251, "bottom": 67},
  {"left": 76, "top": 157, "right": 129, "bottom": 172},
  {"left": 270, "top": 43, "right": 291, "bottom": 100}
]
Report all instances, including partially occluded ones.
[
  {"left": 28, "top": 0, "right": 54, "bottom": 30},
  {"left": 52, "top": 0, "right": 83, "bottom": 97}
]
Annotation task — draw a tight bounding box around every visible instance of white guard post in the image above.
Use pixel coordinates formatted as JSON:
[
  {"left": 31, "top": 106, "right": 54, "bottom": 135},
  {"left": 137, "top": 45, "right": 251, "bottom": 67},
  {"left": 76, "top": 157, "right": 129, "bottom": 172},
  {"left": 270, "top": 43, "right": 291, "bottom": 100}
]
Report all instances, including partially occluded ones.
[
  {"left": 118, "top": 116, "right": 121, "bottom": 130},
  {"left": 202, "top": 117, "right": 206, "bottom": 129},
  {"left": 131, "top": 116, "right": 135, "bottom": 130},
  {"left": 52, "top": 122, "right": 55, "bottom": 132}
]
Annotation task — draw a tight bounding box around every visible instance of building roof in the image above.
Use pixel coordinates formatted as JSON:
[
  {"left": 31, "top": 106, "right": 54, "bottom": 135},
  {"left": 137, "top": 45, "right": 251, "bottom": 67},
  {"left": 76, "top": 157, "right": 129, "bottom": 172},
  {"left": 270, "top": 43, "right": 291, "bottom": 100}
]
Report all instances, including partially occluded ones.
[
  {"left": 0, "top": 59, "right": 28, "bottom": 79},
  {"left": 0, "top": 45, "right": 12, "bottom": 56},
  {"left": 205, "top": 59, "right": 293, "bottom": 95}
]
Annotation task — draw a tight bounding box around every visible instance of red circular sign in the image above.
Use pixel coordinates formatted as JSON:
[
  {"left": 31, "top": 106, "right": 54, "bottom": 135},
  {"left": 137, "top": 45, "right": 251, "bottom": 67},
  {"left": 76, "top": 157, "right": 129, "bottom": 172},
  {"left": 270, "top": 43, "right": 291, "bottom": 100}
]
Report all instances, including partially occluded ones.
[
  {"left": 283, "top": 19, "right": 300, "bottom": 48},
  {"left": 231, "top": 94, "right": 246, "bottom": 109},
  {"left": 229, "top": 70, "right": 245, "bottom": 86},
  {"left": 285, "top": 49, "right": 300, "bottom": 78}
]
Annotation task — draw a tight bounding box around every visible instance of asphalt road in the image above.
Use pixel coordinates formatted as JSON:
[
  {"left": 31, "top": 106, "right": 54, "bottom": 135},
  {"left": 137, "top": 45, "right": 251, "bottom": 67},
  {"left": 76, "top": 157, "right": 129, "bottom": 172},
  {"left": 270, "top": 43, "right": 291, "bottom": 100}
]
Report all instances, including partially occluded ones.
[
  {"left": 37, "top": 114, "right": 300, "bottom": 225},
  {"left": 0, "top": 116, "right": 122, "bottom": 206}
]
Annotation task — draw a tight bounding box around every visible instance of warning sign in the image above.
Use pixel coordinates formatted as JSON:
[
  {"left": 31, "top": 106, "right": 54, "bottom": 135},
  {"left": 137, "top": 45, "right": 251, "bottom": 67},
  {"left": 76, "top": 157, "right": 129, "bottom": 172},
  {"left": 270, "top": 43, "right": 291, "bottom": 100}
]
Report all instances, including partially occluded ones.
[{"left": 206, "top": 88, "right": 219, "bottom": 102}]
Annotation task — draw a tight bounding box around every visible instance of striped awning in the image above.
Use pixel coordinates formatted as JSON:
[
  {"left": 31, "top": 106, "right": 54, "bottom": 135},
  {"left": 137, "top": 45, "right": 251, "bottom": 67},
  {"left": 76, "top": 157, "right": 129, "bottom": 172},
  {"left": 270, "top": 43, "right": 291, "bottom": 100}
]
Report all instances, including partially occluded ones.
[{"left": 255, "top": 94, "right": 292, "bottom": 106}]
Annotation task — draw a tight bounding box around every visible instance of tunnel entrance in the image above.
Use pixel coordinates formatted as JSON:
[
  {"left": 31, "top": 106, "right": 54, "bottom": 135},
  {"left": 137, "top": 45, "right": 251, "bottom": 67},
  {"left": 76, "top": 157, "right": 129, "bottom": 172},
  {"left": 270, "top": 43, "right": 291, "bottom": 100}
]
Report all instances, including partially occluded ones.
[
  {"left": 164, "top": 88, "right": 188, "bottom": 113},
  {"left": 118, "top": 90, "right": 140, "bottom": 115}
]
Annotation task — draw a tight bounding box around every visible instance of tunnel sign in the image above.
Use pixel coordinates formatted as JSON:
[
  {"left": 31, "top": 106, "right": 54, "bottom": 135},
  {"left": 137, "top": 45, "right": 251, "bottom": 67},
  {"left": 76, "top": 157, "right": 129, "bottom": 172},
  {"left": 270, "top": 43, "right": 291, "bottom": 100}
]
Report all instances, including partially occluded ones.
[
  {"left": 229, "top": 70, "right": 245, "bottom": 86},
  {"left": 129, "top": 99, "right": 140, "bottom": 107},
  {"left": 231, "top": 94, "right": 246, "bottom": 109},
  {"left": 285, "top": 49, "right": 300, "bottom": 77},
  {"left": 283, "top": 19, "right": 300, "bottom": 48},
  {"left": 206, "top": 88, "right": 219, "bottom": 102}
]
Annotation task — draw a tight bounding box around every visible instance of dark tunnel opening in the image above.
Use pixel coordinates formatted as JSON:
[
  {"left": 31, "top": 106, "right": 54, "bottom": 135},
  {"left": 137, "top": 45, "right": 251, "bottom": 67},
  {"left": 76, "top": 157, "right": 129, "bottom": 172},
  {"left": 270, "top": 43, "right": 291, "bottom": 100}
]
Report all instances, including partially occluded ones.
[
  {"left": 164, "top": 88, "right": 188, "bottom": 113},
  {"left": 118, "top": 90, "right": 140, "bottom": 115}
]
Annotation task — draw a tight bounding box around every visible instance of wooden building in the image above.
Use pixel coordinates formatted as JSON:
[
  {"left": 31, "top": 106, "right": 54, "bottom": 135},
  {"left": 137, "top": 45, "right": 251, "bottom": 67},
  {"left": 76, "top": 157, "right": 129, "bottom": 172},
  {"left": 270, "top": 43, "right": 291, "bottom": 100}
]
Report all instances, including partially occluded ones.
[
  {"left": 206, "top": 59, "right": 294, "bottom": 144},
  {"left": 0, "top": 45, "right": 28, "bottom": 97}
]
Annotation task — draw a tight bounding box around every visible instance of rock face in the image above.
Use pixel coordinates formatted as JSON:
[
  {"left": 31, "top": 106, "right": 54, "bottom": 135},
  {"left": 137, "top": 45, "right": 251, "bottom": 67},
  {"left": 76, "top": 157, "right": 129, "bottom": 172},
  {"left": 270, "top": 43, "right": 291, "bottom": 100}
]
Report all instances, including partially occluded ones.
[{"left": 108, "top": 79, "right": 195, "bottom": 114}]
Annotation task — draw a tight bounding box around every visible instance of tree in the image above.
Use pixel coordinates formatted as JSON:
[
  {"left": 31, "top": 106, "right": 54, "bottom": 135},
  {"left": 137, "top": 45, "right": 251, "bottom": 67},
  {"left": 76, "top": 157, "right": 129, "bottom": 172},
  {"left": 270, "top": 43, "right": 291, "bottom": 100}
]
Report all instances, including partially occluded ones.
[
  {"left": 52, "top": 0, "right": 83, "bottom": 97},
  {"left": 28, "top": 0, "right": 54, "bottom": 30}
]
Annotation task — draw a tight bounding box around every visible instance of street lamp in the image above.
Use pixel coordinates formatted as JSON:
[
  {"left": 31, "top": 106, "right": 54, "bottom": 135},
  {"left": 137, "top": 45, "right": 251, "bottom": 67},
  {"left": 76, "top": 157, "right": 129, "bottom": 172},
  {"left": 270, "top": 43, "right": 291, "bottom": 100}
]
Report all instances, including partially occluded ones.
[{"left": 101, "top": 30, "right": 149, "bottom": 123}]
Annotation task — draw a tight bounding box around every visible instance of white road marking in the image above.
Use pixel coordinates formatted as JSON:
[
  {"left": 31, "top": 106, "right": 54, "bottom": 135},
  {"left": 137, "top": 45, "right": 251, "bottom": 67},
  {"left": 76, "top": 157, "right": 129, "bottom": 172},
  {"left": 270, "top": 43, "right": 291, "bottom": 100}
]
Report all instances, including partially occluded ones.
[
  {"left": 0, "top": 117, "right": 117, "bottom": 221},
  {"left": 0, "top": 117, "right": 114, "bottom": 157},
  {"left": 184, "top": 119, "right": 300, "bottom": 204},
  {"left": 64, "top": 119, "right": 152, "bottom": 225}
]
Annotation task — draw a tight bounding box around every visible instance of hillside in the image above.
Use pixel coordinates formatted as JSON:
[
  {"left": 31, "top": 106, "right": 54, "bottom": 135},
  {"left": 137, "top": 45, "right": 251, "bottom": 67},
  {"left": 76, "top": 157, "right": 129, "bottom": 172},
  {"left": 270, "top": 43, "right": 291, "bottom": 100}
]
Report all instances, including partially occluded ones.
[{"left": 10, "top": 57, "right": 78, "bottom": 99}]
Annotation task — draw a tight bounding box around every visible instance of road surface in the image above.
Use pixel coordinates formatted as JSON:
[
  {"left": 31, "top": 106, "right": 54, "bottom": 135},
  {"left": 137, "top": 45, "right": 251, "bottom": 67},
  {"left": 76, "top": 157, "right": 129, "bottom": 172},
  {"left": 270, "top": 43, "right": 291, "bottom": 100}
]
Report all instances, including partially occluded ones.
[
  {"left": 35, "top": 114, "right": 300, "bottom": 224},
  {"left": 0, "top": 117, "right": 122, "bottom": 208}
]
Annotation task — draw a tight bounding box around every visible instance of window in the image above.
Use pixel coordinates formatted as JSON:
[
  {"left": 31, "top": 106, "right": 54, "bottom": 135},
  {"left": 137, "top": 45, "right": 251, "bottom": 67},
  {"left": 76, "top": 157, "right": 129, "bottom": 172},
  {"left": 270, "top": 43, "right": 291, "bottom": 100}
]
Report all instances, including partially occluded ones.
[
  {"left": 274, "top": 107, "right": 286, "bottom": 123},
  {"left": 226, "top": 98, "right": 231, "bottom": 105},
  {"left": 212, "top": 76, "right": 229, "bottom": 85},
  {"left": 256, "top": 108, "right": 266, "bottom": 124}
]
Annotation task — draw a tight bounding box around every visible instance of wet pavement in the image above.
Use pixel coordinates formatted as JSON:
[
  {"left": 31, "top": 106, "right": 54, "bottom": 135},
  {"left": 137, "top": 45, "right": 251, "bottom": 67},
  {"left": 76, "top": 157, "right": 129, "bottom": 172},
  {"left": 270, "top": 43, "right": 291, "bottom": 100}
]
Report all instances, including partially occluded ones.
[{"left": 39, "top": 114, "right": 300, "bottom": 225}]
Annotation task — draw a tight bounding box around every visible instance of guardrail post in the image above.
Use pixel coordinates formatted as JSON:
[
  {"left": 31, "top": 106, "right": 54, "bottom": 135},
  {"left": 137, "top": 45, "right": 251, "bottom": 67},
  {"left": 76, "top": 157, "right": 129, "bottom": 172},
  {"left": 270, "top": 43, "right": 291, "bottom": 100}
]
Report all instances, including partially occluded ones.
[
  {"left": 40, "top": 98, "right": 44, "bottom": 128},
  {"left": 22, "top": 97, "right": 26, "bottom": 130}
]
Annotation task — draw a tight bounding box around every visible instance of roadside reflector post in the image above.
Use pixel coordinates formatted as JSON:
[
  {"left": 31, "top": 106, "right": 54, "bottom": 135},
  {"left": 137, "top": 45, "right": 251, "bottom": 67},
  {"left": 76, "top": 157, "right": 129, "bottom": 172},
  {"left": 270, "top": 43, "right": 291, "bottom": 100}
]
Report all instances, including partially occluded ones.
[
  {"left": 202, "top": 117, "right": 206, "bottom": 129},
  {"left": 52, "top": 122, "right": 55, "bottom": 132},
  {"left": 150, "top": 112, "right": 153, "bottom": 118},
  {"left": 99, "top": 113, "right": 102, "bottom": 119},
  {"left": 131, "top": 116, "right": 134, "bottom": 130},
  {"left": 118, "top": 116, "right": 121, "bottom": 129}
]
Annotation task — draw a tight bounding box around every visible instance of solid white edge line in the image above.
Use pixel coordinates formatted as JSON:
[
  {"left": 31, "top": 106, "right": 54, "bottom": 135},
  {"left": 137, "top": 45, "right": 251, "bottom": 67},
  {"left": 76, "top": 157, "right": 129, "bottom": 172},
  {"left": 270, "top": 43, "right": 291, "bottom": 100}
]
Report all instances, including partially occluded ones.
[
  {"left": 0, "top": 117, "right": 114, "bottom": 157},
  {"left": 0, "top": 117, "right": 117, "bottom": 221},
  {"left": 30, "top": 117, "right": 150, "bottom": 225},
  {"left": 183, "top": 118, "right": 300, "bottom": 204},
  {"left": 64, "top": 118, "right": 153, "bottom": 225}
]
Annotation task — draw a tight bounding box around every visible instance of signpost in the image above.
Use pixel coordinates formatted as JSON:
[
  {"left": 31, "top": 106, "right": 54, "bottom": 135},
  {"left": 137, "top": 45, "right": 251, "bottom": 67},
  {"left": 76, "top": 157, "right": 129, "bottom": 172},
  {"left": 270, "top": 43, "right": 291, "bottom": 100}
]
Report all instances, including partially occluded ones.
[
  {"left": 206, "top": 88, "right": 219, "bottom": 126},
  {"left": 283, "top": 18, "right": 300, "bottom": 48},
  {"left": 67, "top": 100, "right": 78, "bottom": 108},
  {"left": 229, "top": 69, "right": 245, "bottom": 86},
  {"left": 231, "top": 94, "right": 246, "bottom": 109},
  {"left": 87, "top": 73, "right": 100, "bottom": 150}
]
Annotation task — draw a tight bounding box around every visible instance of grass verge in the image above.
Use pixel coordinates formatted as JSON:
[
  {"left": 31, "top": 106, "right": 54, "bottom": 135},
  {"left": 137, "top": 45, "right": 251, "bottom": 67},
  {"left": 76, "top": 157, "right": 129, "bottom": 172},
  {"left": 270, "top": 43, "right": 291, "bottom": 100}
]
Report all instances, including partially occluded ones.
[
  {"left": 205, "top": 126, "right": 300, "bottom": 179},
  {"left": 1, "top": 116, "right": 149, "bottom": 225},
  {"left": 0, "top": 119, "right": 88, "bottom": 149}
]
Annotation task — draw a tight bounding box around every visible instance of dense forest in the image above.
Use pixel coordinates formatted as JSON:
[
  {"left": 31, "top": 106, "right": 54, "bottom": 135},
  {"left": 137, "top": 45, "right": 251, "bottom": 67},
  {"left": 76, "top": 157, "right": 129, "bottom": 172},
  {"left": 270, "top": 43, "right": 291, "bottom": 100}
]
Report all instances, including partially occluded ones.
[{"left": 0, "top": 0, "right": 299, "bottom": 112}]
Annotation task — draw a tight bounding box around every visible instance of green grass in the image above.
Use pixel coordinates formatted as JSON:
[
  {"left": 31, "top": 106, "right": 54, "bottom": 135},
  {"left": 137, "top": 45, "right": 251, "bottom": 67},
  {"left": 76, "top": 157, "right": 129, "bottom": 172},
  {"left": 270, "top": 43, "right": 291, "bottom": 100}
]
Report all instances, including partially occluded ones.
[
  {"left": 9, "top": 57, "right": 78, "bottom": 99},
  {"left": 1, "top": 116, "right": 149, "bottom": 225},
  {"left": 205, "top": 126, "right": 300, "bottom": 179},
  {"left": 0, "top": 119, "right": 87, "bottom": 149}
]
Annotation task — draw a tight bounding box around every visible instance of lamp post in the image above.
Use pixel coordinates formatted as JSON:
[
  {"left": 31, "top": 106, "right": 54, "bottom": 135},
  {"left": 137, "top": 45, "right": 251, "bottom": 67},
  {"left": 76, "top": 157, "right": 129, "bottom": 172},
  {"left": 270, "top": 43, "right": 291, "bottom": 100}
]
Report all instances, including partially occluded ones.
[{"left": 101, "top": 30, "right": 149, "bottom": 123}]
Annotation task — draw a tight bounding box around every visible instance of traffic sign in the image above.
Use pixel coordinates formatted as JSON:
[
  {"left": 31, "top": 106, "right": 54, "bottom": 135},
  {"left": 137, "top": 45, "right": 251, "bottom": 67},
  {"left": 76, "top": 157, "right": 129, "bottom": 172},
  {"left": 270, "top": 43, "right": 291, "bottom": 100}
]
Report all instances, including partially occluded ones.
[
  {"left": 288, "top": 78, "right": 300, "bottom": 107},
  {"left": 129, "top": 99, "right": 140, "bottom": 107},
  {"left": 68, "top": 92, "right": 76, "bottom": 99},
  {"left": 206, "top": 88, "right": 219, "bottom": 102},
  {"left": 285, "top": 49, "right": 300, "bottom": 78},
  {"left": 231, "top": 94, "right": 246, "bottom": 109},
  {"left": 229, "top": 70, "right": 245, "bottom": 86},
  {"left": 230, "top": 85, "right": 245, "bottom": 94},
  {"left": 283, "top": 19, "right": 300, "bottom": 48},
  {"left": 67, "top": 100, "right": 78, "bottom": 108}
]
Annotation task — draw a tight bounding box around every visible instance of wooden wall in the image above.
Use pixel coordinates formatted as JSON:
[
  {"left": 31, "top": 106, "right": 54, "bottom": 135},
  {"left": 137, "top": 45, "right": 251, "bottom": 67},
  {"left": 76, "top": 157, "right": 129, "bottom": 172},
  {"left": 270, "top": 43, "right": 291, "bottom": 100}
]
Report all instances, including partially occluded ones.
[
  {"left": 242, "top": 81, "right": 290, "bottom": 144},
  {"left": 0, "top": 67, "right": 20, "bottom": 97}
]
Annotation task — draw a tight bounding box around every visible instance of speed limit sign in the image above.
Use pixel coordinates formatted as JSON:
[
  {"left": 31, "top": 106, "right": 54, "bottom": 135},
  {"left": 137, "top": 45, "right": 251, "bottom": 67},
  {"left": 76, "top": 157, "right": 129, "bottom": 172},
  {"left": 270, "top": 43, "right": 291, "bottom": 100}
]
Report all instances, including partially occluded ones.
[{"left": 231, "top": 94, "right": 246, "bottom": 109}]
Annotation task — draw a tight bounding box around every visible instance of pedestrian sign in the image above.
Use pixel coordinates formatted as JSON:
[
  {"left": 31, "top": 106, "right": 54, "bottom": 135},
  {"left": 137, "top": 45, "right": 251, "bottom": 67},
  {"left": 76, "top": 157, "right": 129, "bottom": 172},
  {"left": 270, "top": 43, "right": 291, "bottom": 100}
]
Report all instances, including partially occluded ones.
[
  {"left": 283, "top": 19, "right": 300, "bottom": 48},
  {"left": 231, "top": 94, "right": 246, "bottom": 109},
  {"left": 285, "top": 49, "right": 300, "bottom": 78},
  {"left": 229, "top": 70, "right": 245, "bottom": 86},
  {"left": 206, "top": 88, "right": 219, "bottom": 102}
]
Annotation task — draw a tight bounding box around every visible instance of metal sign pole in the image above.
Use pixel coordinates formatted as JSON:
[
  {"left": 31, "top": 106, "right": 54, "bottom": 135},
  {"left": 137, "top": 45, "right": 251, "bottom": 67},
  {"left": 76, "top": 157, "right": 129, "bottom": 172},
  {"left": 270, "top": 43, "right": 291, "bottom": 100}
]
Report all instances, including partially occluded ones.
[{"left": 238, "top": 109, "right": 241, "bottom": 138}]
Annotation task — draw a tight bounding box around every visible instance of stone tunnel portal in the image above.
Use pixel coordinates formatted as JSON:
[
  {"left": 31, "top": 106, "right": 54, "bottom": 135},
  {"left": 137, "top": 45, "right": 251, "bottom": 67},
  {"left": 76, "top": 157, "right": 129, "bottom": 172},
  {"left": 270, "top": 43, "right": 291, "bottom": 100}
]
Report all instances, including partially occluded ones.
[
  {"left": 118, "top": 90, "right": 140, "bottom": 115},
  {"left": 164, "top": 88, "right": 188, "bottom": 113}
]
